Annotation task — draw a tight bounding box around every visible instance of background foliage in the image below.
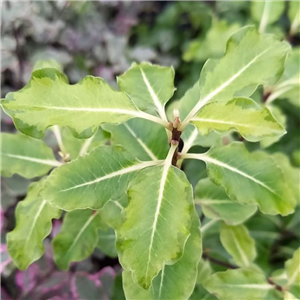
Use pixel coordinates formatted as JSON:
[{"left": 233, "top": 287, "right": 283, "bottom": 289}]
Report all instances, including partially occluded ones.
[{"left": 1, "top": 1, "right": 299, "bottom": 299}]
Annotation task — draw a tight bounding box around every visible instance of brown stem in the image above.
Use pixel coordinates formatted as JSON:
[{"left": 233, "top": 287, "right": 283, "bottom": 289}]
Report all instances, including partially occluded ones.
[
  {"left": 170, "top": 117, "right": 182, "bottom": 167},
  {"left": 202, "top": 253, "right": 238, "bottom": 269}
]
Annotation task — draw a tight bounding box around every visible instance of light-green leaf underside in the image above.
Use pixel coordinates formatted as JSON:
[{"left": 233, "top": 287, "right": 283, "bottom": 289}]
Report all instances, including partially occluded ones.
[
  {"left": 1, "top": 68, "right": 151, "bottom": 139},
  {"left": 184, "top": 142, "right": 296, "bottom": 216},
  {"left": 220, "top": 223, "right": 257, "bottom": 267},
  {"left": 42, "top": 145, "right": 160, "bottom": 211},
  {"left": 285, "top": 247, "right": 300, "bottom": 287},
  {"left": 122, "top": 212, "right": 201, "bottom": 300},
  {"left": 7, "top": 180, "right": 61, "bottom": 269},
  {"left": 195, "top": 178, "right": 257, "bottom": 225},
  {"left": 53, "top": 210, "right": 102, "bottom": 269},
  {"left": 191, "top": 98, "right": 285, "bottom": 142},
  {"left": 1, "top": 133, "right": 61, "bottom": 178},
  {"left": 203, "top": 268, "right": 273, "bottom": 300},
  {"left": 117, "top": 165, "right": 194, "bottom": 289}
]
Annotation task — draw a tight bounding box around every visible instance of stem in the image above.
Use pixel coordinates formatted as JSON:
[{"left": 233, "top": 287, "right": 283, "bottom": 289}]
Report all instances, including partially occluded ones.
[
  {"left": 165, "top": 141, "right": 179, "bottom": 167},
  {"left": 259, "top": 1, "right": 271, "bottom": 34},
  {"left": 201, "top": 219, "right": 219, "bottom": 233},
  {"left": 136, "top": 111, "right": 171, "bottom": 130},
  {"left": 52, "top": 125, "right": 67, "bottom": 155},
  {"left": 203, "top": 253, "right": 238, "bottom": 269}
]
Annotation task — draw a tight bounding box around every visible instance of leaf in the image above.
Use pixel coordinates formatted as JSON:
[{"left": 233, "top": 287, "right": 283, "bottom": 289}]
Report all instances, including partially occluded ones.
[
  {"left": 183, "top": 20, "right": 240, "bottom": 62},
  {"left": 117, "top": 62, "right": 175, "bottom": 120},
  {"left": 251, "top": 1, "right": 285, "bottom": 32},
  {"left": 284, "top": 291, "right": 300, "bottom": 300},
  {"left": 60, "top": 126, "right": 109, "bottom": 160},
  {"left": 271, "top": 153, "right": 300, "bottom": 204},
  {"left": 260, "top": 105, "right": 286, "bottom": 148},
  {"left": 183, "top": 142, "right": 296, "bottom": 216},
  {"left": 285, "top": 248, "right": 300, "bottom": 287},
  {"left": 1, "top": 133, "right": 61, "bottom": 178},
  {"left": 71, "top": 268, "right": 115, "bottom": 300},
  {"left": 288, "top": 2, "right": 300, "bottom": 35},
  {"left": 42, "top": 145, "right": 160, "bottom": 211},
  {"left": 181, "top": 26, "right": 291, "bottom": 126},
  {"left": 191, "top": 98, "right": 285, "bottom": 142},
  {"left": 103, "top": 118, "right": 169, "bottom": 161},
  {"left": 7, "top": 180, "right": 61, "bottom": 269},
  {"left": 265, "top": 48, "right": 300, "bottom": 106},
  {"left": 220, "top": 223, "right": 256, "bottom": 267},
  {"left": 53, "top": 210, "right": 102, "bottom": 269},
  {"left": 1, "top": 68, "right": 166, "bottom": 139},
  {"left": 117, "top": 158, "right": 194, "bottom": 289},
  {"left": 195, "top": 178, "right": 257, "bottom": 225},
  {"left": 203, "top": 268, "right": 273, "bottom": 300},
  {"left": 98, "top": 195, "right": 128, "bottom": 230},
  {"left": 97, "top": 227, "right": 117, "bottom": 258},
  {"left": 122, "top": 212, "right": 201, "bottom": 300}
]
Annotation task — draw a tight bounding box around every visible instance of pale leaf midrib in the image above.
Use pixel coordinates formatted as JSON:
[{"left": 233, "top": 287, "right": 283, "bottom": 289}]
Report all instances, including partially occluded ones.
[
  {"left": 191, "top": 117, "right": 280, "bottom": 133},
  {"left": 229, "top": 230, "right": 249, "bottom": 267},
  {"left": 2, "top": 153, "right": 62, "bottom": 167},
  {"left": 288, "top": 263, "right": 300, "bottom": 286},
  {"left": 124, "top": 123, "right": 158, "bottom": 160},
  {"left": 59, "top": 160, "right": 159, "bottom": 193},
  {"left": 216, "top": 283, "right": 273, "bottom": 289},
  {"left": 139, "top": 66, "right": 166, "bottom": 120},
  {"left": 64, "top": 213, "right": 98, "bottom": 259},
  {"left": 198, "top": 155, "right": 278, "bottom": 196},
  {"left": 145, "top": 163, "right": 170, "bottom": 280},
  {"left": 24, "top": 200, "right": 47, "bottom": 249},
  {"left": 183, "top": 46, "right": 272, "bottom": 124},
  {"left": 195, "top": 199, "right": 237, "bottom": 205}
]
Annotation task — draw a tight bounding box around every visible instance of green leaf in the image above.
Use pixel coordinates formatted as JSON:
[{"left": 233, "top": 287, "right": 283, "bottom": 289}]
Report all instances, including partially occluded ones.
[
  {"left": 42, "top": 146, "right": 160, "bottom": 211},
  {"left": 191, "top": 98, "right": 285, "bottom": 142},
  {"left": 220, "top": 223, "right": 256, "bottom": 267},
  {"left": 117, "top": 148, "right": 194, "bottom": 289},
  {"left": 181, "top": 26, "right": 291, "bottom": 126},
  {"left": 271, "top": 153, "right": 300, "bottom": 204},
  {"left": 53, "top": 210, "right": 102, "bottom": 269},
  {"left": 117, "top": 62, "right": 175, "bottom": 121},
  {"left": 183, "top": 142, "right": 296, "bottom": 216},
  {"left": 265, "top": 48, "right": 300, "bottom": 106},
  {"left": 7, "top": 180, "right": 61, "bottom": 269},
  {"left": 122, "top": 212, "right": 202, "bottom": 300},
  {"left": 285, "top": 248, "right": 300, "bottom": 287},
  {"left": 195, "top": 178, "right": 257, "bottom": 225},
  {"left": 60, "top": 126, "right": 109, "bottom": 160},
  {"left": 251, "top": 1, "right": 285, "bottom": 32},
  {"left": 260, "top": 105, "right": 286, "bottom": 148},
  {"left": 98, "top": 195, "right": 128, "bottom": 230},
  {"left": 1, "top": 133, "right": 61, "bottom": 178},
  {"left": 183, "top": 20, "right": 240, "bottom": 62},
  {"left": 1, "top": 68, "right": 166, "bottom": 139},
  {"left": 203, "top": 268, "right": 273, "bottom": 300},
  {"left": 103, "top": 118, "right": 169, "bottom": 161},
  {"left": 288, "top": 2, "right": 300, "bottom": 35},
  {"left": 97, "top": 227, "right": 117, "bottom": 258}
]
